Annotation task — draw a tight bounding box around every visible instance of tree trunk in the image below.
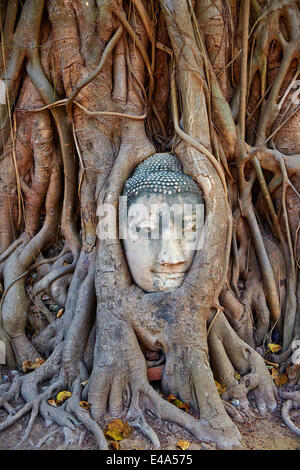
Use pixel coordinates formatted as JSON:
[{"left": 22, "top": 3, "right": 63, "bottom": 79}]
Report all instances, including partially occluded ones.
[{"left": 0, "top": 0, "right": 299, "bottom": 449}]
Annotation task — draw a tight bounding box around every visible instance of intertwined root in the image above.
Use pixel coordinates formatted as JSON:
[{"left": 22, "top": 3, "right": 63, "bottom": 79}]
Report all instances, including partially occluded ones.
[
  {"left": 208, "top": 312, "right": 278, "bottom": 414},
  {"left": 279, "top": 390, "right": 300, "bottom": 436},
  {"left": 0, "top": 306, "right": 291, "bottom": 450},
  {"left": 0, "top": 253, "right": 285, "bottom": 450},
  {"left": 85, "top": 305, "right": 244, "bottom": 450}
]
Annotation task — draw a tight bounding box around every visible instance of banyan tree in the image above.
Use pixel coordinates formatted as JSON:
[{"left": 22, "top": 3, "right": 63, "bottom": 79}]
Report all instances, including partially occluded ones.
[{"left": 0, "top": 0, "right": 299, "bottom": 449}]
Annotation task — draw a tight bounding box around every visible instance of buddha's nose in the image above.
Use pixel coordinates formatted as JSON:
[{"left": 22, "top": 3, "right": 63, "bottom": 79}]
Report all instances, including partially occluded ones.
[{"left": 156, "top": 239, "right": 185, "bottom": 266}]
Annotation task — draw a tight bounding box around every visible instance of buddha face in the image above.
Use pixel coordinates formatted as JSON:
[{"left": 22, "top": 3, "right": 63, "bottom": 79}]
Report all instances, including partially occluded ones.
[{"left": 121, "top": 191, "right": 204, "bottom": 293}]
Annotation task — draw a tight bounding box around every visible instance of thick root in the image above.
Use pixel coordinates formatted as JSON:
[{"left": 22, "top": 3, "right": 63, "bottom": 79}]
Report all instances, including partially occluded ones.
[
  {"left": 208, "top": 311, "right": 278, "bottom": 414},
  {"left": 88, "top": 312, "right": 243, "bottom": 450},
  {"left": 279, "top": 390, "right": 300, "bottom": 437}
]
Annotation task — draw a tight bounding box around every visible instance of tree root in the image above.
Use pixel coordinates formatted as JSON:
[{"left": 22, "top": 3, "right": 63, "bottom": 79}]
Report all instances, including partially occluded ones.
[
  {"left": 66, "top": 377, "right": 108, "bottom": 450},
  {"left": 208, "top": 312, "right": 278, "bottom": 414},
  {"left": 35, "top": 429, "right": 59, "bottom": 449},
  {"left": 1, "top": 0, "right": 299, "bottom": 453},
  {"left": 15, "top": 402, "right": 39, "bottom": 448},
  {"left": 280, "top": 390, "right": 300, "bottom": 437},
  {"left": 88, "top": 307, "right": 243, "bottom": 450}
]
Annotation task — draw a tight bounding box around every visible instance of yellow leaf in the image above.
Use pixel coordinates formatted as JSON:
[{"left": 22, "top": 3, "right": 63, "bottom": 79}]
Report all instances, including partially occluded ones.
[
  {"left": 80, "top": 380, "right": 88, "bottom": 387},
  {"left": 174, "top": 399, "right": 189, "bottom": 412},
  {"left": 106, "top": 429, "right": 124, "bottom": 442},
  {"left": 277, "top": 373, "right": 288, "bottom": 386},
  {"left": 56, "top": 308, "right": 64, "bottom": 318},
  {"left": 48, "top": 398, "right": 57, "bottom": 407},
  {"left": 176, "top": 440, "right": 190, "bottom": 450},
  {"left": 79, "top": 401, "right": 91, "bottom": 410},
  {"left": 234, "top": 371, "right": 241, "bottom": 380},
  {"left": 270, "top": 368, "right": 288, "bottom": 386},
  {"left": 268, "top": 343, "right": 282, "bottom": 353},
  {"left": 215, "top": 380, "right": 227, "bottom": 395},
  {"left": 56, "top": 390, "right": 72, "bottom": 404},
  {"left": 106, "top": 419, "right": 133, "bottom": 441},
  {"left": 167, "top": 394, "right": 189, "bottom": 412}
]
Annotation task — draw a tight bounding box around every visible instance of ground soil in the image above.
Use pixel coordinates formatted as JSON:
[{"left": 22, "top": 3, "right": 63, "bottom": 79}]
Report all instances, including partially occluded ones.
[{"left": 0, "top": 370, "right": 299, "bottom": 451}]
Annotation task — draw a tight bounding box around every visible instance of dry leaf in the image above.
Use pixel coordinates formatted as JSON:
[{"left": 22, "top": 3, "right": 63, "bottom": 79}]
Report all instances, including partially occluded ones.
[
  {"left": 106, "top": 419, "right": 133, "bottom": 442},
  {"left": 79, "top": 401, "right": 91, "bottom": 410},
  {"left": 270, "top": 367, "right": 288, "bottom": 386},
  {"left": 167, "top": 394, "right": 189, "bottom": 412},
  {"left": 106, "top": 429, "right": 124, "bottom": 442},
  {"left": 48, "top": 398, "right": 57, "bottom": 407},
  {"left": 81, "top": 380, "right": 88, "bottom": 387},
  {"left": 268, "top": 343, "right": 282, "bottom": 353},
  {"left": 56, "top": 308, "right": 64, "bottom": 318},
  {"left": 22, "top": 358, "right": 45, "bottom": 373},
  {"left": 167, "top": 393, "right": 177, "bottom": 402},
  {"left": 35, "top": 358, "right": 45, "bottom": 367},
  {"left": 215, "top": 380, "right": 227, "bottom": 395},
  {"left": 22, "top": 360, "right": 32, "bottom": 373},
  {"left": 234, "top": 371, "right": 241, "bottom": 380},
  {"left": 56, "top": 390, "right": 72, "bottom": 404},
  {"left": 176, "top": 440, "right": 190, "bottom": 450},
  {"left": 111, "top": 442, "right": 120, "bottom": 450}
]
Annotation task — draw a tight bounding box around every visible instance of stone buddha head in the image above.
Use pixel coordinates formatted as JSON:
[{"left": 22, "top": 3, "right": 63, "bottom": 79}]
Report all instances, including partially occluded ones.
[{"left": 120, "top": 153, "right": 204, "bottom": 293}]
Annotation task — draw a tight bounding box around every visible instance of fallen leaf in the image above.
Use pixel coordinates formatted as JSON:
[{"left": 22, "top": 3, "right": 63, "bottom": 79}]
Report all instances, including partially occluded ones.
[
  {"left": 167, "top": 393, "right": 177, "bottom": 402},
  {"left": 48, "top": 398, "right": 57, "bottom": 407},
  {"left": 270, "top": 368, "right": 288, "bottom": 386},
  {"left": 167, "top": 394, "right": 189, "bottom": 412},
  {"left": 22, "top": 358, "right": 45, "bottom": 373},
  {"left": 176, "top": 440, "right": 190, "bottom": 450},
  {"left": 56, "top": 308, "right": 64, "bottom": 318},
  {"left": 56, "top": 390, "right": 72, "bottom": 404},
  {"left": 106, "top": 429, "right": 123, "bottom": 442},
  {"left": 106, "top": 419, "right": 133, "bottom": 442},
  {"left": 234, "top": 371, "right": 241, "bottom": 380},
  {"left": 80, "top": 380, "right": 88, "bottom": 387},
  {"left": 22, "top": 360, "right": 32, "bottom": 373},
  {"left": 35, "top": 358, "right": 45, "bottom": 367},
  {"left": 215, "top": 380, "right": 227, "bottom": 395},
  {"left": 111, "top": 442, "right": 120, "bottom": 450},
  {"left": 268, "top": 343, "right": 282, "bottom": 353},
  {"left": 79, "top": 401, "right": 91, "bottom": 410}
]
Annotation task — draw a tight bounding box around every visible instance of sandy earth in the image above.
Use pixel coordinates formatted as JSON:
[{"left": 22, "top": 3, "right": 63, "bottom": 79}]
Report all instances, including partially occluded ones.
[{"left": 0, "top": 383, "right": 299, "bottom": 451}]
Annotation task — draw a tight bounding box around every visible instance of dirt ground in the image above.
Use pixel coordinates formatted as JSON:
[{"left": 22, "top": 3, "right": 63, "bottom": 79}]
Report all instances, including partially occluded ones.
[{"left": 0, "top": 373, "right": 299, "bottom": 451}]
